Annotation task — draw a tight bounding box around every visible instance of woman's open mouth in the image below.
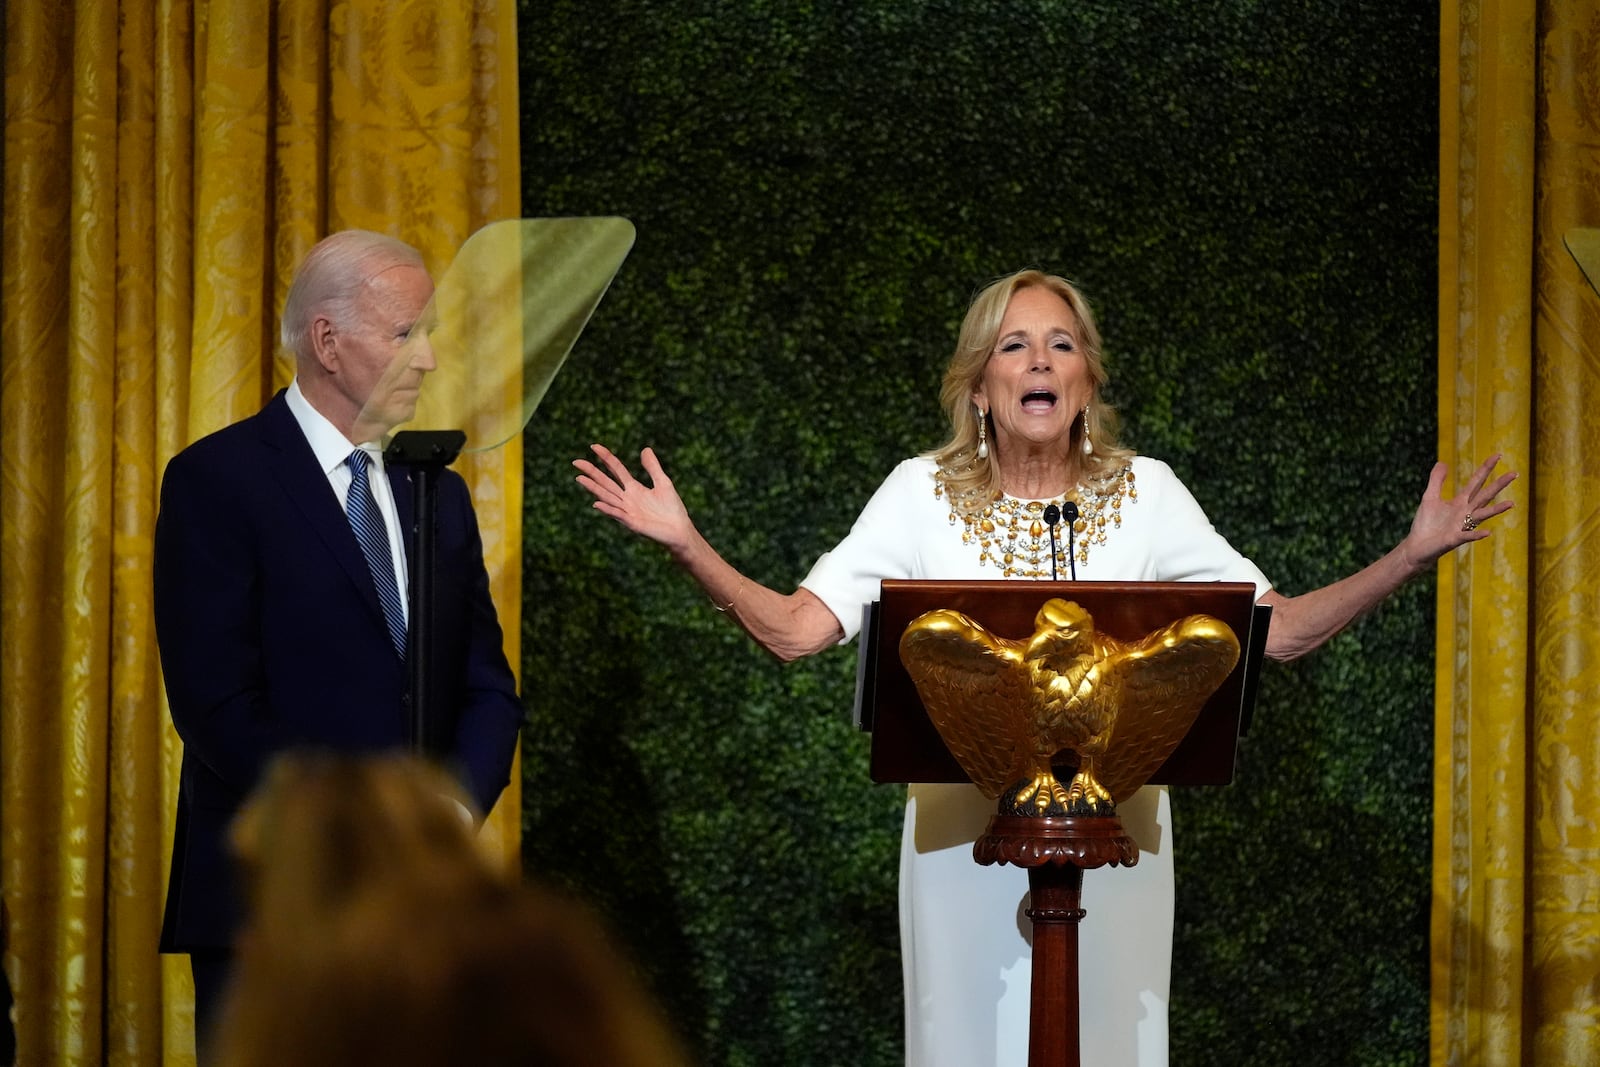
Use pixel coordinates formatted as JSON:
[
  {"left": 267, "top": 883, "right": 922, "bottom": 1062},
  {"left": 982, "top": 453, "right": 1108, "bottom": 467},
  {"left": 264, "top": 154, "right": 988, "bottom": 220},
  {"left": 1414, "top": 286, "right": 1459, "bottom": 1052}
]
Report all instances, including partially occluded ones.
[{"left": 1021, "top": 388, "right": 1057, "bottom": 414}]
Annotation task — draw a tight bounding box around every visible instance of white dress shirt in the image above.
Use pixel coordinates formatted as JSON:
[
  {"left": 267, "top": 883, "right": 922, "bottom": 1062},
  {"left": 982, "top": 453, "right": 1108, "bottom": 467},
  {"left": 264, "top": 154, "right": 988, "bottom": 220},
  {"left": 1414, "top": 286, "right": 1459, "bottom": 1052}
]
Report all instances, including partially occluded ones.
[{"left": 285, "top": 379, "right": 410, "bottom": 625}]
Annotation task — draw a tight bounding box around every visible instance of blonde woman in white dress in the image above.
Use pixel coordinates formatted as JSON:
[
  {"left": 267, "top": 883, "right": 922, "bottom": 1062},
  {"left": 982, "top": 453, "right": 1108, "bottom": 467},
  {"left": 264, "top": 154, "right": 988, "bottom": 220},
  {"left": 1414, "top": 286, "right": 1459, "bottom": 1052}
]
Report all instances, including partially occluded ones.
[{"left": 575, "top": 268, "right": 1515, "bottom": 1067}]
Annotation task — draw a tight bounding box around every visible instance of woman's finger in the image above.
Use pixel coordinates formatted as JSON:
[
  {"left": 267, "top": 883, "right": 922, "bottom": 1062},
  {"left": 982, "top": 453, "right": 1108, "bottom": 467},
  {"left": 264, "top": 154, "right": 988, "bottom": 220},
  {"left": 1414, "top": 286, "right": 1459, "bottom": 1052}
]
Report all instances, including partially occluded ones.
[
  {"left": 589, "top": 443, "right": 636, "bottom": 485},
  {"left": 1461, "top": 453, "right": 1504, "bottom": 499}
]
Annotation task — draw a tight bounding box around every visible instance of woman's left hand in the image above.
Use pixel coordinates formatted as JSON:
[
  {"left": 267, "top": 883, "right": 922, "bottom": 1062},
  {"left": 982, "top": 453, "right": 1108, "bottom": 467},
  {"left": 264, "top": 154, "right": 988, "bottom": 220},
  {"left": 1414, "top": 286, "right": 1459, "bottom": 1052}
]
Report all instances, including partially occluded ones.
[
  {"left": 1403, "top": 453, "right": 1517, "bottom": 570},
  {"left": 1264, "top": 453, "right": 1519, "bottom": 661}
]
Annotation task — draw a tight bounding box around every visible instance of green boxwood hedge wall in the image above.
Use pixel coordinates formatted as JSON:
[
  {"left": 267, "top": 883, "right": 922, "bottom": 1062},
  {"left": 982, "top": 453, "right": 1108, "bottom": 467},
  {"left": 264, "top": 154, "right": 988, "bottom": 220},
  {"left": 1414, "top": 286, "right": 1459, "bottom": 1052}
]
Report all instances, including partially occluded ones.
[{"left": 516, "top": 2, "right": 1438, "bottom": 1064}]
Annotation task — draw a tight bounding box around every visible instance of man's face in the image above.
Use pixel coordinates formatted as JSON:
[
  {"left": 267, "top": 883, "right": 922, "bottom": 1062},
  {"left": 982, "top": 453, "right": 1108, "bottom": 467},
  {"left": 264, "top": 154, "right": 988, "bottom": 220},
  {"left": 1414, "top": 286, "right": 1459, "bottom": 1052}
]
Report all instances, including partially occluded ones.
[{"left": 332, "top": 261, "right": 437, "bottom": 441}]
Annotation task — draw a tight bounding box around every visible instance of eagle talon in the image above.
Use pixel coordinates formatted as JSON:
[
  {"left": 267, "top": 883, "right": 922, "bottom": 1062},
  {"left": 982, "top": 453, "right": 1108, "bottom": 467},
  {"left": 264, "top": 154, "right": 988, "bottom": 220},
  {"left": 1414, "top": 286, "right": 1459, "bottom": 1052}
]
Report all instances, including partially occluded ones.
[
  {"left": 1063, "top": 768, "right": 1113, "bottom": 815},
  {"left": 1010, "top": 772, "right": 1070, "bottom": 814},
  {"left": 1001, "top": 772, "right": 1086, "bottom": 816},
  {"left": 1036, "top": 776, "right": 1074, "bottom": 815}
]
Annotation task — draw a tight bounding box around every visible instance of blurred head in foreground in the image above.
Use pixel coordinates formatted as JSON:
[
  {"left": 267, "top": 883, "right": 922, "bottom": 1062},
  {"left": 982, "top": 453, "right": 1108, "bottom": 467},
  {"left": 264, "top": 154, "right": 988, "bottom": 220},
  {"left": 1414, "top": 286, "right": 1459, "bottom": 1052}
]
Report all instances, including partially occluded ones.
[{"left": 209, "top": 752, "right": 690, "bottom": 1067}]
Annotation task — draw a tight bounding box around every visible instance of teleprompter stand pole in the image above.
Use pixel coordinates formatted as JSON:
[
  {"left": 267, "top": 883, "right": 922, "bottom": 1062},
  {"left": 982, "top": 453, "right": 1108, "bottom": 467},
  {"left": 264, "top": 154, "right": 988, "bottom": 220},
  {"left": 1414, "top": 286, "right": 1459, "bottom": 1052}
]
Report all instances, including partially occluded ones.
[{"left": 384, "top": 429, "right": 466, "bottom": 754}]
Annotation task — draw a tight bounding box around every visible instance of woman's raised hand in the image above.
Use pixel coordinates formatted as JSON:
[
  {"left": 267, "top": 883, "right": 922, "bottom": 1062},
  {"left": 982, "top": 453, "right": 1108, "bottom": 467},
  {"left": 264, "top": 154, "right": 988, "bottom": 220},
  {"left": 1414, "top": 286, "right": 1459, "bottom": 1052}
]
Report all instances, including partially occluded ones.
[
  {"left": 574, "top": 445, "right": 697, "bottom": 553},
  {"left": 1402, "top": 453, "right": 1517, "bottom": 570}
]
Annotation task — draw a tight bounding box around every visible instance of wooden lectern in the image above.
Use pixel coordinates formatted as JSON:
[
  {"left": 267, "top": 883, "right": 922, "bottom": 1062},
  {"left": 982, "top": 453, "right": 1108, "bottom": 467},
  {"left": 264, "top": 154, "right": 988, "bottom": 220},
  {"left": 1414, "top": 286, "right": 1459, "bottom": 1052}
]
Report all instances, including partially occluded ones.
[{"left": 854, "top": 580, "right": 1271, "bottom": 1067}]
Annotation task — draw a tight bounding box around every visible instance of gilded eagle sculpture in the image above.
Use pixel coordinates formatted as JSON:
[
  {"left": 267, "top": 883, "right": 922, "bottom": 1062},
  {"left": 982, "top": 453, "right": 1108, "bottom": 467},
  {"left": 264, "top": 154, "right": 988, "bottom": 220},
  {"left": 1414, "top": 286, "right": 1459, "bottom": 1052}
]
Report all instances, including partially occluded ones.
[{"left": 899, "top": 599, "right": 1241, "bottom": 817}]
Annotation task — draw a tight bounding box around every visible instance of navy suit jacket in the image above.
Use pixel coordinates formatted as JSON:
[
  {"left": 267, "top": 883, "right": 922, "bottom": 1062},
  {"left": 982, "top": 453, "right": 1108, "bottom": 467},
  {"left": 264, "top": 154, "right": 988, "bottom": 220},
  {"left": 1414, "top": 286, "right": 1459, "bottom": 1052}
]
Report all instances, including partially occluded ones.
[{"left": 154, "top": 391, "right": 523, "bottom": 951}]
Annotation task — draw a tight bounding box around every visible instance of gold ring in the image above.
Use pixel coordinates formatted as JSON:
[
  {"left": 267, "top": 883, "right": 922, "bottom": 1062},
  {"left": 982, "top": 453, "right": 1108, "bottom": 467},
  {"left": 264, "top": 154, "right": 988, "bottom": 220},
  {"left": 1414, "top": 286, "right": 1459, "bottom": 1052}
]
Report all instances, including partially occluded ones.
[{"left": 1462, "top": 513, "right": 1479, "bottom": 532}]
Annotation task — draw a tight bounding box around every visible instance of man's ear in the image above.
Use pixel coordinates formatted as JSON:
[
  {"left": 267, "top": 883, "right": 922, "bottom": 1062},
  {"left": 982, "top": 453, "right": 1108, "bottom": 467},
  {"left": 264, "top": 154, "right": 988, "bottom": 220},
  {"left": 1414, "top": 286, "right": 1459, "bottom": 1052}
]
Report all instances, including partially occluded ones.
[{"left": 309, "top": 314, "right": 339, "bottom": 373}]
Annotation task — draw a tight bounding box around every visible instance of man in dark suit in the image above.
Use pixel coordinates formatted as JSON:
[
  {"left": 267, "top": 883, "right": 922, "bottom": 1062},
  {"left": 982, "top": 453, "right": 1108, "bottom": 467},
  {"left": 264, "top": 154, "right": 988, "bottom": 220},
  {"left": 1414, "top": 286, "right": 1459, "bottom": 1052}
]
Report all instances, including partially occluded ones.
[{"left": 153, "top": 230, "right": 523, "bottom": 1045}]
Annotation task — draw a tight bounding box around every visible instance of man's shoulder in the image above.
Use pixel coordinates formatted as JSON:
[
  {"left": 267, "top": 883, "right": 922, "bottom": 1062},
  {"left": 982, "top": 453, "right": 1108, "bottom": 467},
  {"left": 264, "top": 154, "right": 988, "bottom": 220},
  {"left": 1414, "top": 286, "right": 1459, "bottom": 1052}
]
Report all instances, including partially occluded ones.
[
  {"left": 434, "top": 465, "right": 484, "bottom": 520},
  {"left": 166, "top": 394, "right": 288, "bottom": 474}
]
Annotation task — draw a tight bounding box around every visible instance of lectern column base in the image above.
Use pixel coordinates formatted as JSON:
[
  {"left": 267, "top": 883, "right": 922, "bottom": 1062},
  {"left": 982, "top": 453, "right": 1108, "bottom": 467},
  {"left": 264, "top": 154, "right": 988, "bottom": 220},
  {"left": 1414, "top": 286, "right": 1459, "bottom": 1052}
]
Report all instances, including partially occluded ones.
[{"left": 974, "top": 815, "right": 1139, "bottom": 1067}]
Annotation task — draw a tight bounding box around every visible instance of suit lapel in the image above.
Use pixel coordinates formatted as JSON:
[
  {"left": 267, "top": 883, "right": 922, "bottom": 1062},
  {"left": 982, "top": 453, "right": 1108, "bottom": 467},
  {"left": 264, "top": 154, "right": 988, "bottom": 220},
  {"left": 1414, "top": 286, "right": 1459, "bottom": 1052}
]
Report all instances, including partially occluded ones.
[{"left": 254, "top": 392, "right": 389, "bottom": 626}]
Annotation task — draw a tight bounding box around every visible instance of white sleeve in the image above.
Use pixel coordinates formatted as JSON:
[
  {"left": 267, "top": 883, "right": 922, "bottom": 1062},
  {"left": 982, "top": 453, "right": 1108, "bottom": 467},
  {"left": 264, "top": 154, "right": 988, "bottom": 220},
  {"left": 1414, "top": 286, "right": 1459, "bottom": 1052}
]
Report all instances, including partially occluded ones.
[
  {"left": 800, "top": 458, "right": 932, "bottom": 642},
  {"left": 1138, "top": 458, "right": 1273, "bottom": 595}
]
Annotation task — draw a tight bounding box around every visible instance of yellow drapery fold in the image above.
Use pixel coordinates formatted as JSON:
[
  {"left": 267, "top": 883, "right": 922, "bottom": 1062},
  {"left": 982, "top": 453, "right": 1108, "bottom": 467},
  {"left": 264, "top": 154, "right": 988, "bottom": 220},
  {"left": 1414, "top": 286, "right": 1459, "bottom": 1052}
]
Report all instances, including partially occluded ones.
[
  {"left": 1, "top": 2, "right": 523, "bottom": 1063},
  {"left": 1435, "top": 1, "right": 1600, "bottom": 1061}
]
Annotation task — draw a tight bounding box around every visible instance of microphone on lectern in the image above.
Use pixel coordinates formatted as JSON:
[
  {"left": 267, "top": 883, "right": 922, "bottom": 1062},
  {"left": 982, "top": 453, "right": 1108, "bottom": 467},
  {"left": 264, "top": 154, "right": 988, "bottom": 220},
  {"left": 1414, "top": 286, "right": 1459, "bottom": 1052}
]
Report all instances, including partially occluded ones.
[
  {"left": 1043, "top": 503, "right": 1062, "bottom": 581},
  {"left": 1059, "top": 501, "right": 1080, "bottom": 581}
]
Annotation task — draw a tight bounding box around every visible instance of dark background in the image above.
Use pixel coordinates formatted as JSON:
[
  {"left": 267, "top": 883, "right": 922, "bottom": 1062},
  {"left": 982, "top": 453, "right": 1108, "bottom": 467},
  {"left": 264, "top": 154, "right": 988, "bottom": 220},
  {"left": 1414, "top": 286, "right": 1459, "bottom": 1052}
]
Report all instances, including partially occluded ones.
[{"left": 516, "top": 2, "right": 1438, "bottom": 1063}]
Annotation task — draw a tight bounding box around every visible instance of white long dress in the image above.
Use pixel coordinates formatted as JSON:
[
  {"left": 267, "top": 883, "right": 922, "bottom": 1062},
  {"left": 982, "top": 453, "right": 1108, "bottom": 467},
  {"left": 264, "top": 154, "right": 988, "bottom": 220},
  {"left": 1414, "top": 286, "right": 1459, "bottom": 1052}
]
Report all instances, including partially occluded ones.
[{"left": 800, "top": 455, "right": 1270, "bottom": 1067}]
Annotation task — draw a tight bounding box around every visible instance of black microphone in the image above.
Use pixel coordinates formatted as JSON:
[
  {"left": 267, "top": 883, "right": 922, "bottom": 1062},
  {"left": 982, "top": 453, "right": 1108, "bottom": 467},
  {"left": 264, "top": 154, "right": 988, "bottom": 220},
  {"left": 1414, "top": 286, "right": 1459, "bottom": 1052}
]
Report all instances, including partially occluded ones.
[
  {"left": 1060, "top": 501, "right": 1080, "bottom": 581},
  {"left": 1043, "top": 503, "right": 1062, "bottom": 580}
]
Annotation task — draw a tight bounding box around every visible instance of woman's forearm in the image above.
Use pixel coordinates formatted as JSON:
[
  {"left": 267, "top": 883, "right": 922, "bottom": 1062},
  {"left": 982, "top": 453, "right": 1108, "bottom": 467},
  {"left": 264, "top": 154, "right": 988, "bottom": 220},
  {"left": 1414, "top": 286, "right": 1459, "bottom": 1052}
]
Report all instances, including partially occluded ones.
[
  {"left": 1260, "top": 543, "right": 1425, "bottom": 662},
  {"left": 671, "top": 528, "right": 844, "bottom": 662}
]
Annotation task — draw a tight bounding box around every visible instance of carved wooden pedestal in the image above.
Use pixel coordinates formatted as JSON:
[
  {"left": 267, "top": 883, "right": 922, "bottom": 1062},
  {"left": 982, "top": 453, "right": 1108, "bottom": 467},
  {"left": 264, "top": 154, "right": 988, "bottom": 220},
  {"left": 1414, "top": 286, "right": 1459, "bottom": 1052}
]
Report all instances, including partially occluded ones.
[{"left": 974, "top": 815, "right": 1139, "bottom": 1067}]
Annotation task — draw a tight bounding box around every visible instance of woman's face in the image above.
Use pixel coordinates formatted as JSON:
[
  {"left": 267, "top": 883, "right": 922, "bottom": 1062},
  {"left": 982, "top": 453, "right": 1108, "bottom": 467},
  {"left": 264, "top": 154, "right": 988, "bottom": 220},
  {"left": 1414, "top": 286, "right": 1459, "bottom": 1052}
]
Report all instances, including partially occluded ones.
[{"left": 971, "top": 285, "right": 1093, "bottom": 457}]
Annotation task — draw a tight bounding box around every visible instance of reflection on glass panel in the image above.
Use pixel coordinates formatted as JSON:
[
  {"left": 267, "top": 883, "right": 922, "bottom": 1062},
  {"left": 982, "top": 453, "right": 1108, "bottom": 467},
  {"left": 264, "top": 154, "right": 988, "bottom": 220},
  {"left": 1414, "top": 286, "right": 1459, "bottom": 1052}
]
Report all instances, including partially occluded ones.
[{"left": 358, "top": 218, "right": 636, "bottom": 451}]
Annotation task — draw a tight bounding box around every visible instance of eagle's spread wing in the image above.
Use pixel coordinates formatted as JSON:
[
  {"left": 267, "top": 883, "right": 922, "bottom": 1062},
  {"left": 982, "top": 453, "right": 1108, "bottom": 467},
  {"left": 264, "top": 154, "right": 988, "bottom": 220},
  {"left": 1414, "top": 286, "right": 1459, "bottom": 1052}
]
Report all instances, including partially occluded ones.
[
  {"left": 898, "top": 610, "right": 1035, "bottom": 799},
  {"left": 1095, "top": 614, "right": 1240, "bottom": 802}
]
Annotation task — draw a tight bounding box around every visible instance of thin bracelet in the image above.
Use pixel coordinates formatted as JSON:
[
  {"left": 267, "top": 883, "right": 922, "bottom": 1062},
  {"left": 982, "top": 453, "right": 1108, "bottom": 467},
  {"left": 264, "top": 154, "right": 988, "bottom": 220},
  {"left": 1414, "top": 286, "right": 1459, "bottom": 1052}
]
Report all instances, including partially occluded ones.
[{"left": 713, "top": 577, "right": 747, "bottom": 613}]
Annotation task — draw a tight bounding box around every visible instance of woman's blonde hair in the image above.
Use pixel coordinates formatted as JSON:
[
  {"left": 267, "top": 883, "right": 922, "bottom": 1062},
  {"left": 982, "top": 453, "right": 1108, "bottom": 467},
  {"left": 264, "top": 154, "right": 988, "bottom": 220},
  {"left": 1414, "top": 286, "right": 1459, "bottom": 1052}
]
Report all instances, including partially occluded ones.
[
  {"left": 210, "top": 753, "right": 691, "bottom": 1067},
  {"left": 928, "top": 269, "right": 1132, "bottom": 515}
]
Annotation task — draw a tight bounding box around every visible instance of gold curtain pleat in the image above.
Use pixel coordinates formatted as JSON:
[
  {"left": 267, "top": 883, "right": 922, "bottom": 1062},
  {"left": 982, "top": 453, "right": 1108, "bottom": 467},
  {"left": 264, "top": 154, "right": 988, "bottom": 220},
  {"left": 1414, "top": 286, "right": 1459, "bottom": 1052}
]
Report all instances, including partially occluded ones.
[
  {"left": 1435, "top": 1, "right": 1600, "bottom": 1062},
  {"left": 1, "top": 2, "right": 522, "bottom": 1063}
]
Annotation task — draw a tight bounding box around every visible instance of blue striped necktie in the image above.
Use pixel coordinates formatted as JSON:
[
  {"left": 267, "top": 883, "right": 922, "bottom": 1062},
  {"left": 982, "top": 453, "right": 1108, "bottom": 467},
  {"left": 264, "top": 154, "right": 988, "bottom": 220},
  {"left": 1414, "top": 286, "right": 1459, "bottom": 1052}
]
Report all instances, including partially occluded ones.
[{"left": 345, "top": 450, "right": 407, "bottom": 658}]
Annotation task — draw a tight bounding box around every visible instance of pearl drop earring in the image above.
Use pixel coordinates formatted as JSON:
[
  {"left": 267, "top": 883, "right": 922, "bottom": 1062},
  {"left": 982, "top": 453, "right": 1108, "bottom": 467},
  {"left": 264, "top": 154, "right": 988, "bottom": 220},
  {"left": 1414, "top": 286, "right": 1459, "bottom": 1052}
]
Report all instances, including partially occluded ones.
[
  {"left": 1081, "top": 408, "right": 1093, "bottom": 455},
  {"left": 976, "top": 406, "right": 989, "bottom": 460}
]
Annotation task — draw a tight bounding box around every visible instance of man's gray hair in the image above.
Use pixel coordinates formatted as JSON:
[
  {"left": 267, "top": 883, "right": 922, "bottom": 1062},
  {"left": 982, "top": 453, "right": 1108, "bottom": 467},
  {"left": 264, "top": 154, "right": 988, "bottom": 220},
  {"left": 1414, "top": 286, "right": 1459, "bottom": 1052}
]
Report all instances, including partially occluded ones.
[{"left": 280, "top": 230, "right": 424, "bottom": 359}]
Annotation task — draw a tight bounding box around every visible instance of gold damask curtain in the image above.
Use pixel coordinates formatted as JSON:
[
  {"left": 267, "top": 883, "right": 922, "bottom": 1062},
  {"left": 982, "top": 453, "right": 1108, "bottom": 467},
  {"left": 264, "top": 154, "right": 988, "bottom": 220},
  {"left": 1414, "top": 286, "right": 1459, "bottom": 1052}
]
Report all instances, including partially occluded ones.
[
  {"left": 1435, "top": 1, "right": 1600, "bottom": 1062},
  {"left": 1, "top": 2, "right": 521, "bottom": 1063}
]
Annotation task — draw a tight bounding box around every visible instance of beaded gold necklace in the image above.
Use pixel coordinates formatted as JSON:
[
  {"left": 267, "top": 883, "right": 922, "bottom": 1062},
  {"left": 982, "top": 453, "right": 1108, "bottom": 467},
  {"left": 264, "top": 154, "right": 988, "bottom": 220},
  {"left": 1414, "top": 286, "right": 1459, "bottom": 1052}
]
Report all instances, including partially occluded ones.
[{"left": 935, "top": 465, "right": 1138, "bottom": 578}]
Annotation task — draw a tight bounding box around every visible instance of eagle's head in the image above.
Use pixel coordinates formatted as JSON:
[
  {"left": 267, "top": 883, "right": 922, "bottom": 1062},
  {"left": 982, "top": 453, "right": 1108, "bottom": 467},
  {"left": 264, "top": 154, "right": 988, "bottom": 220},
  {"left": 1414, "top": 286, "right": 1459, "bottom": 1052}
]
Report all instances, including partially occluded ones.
[{"left": 1023, "top": 598, "right": 1095, "bottom": 670}]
